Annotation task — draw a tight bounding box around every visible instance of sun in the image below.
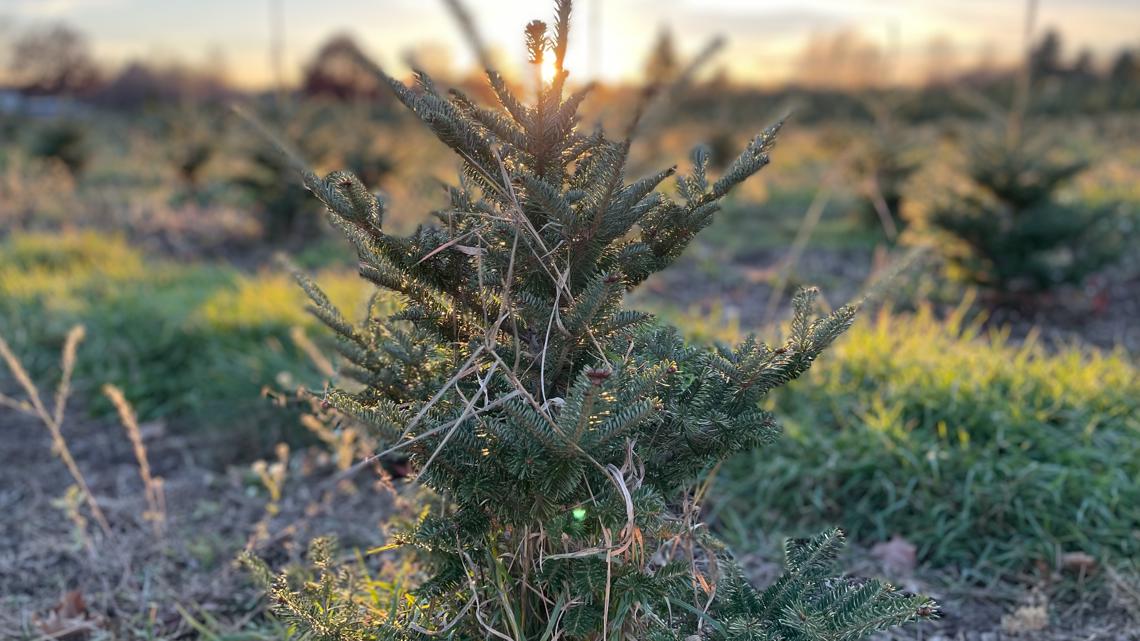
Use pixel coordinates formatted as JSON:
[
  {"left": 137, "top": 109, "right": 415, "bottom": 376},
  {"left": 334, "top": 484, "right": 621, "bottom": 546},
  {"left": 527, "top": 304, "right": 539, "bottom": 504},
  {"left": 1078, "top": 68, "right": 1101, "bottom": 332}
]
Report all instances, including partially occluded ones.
[{"left": 541, "top": 55, "right": 557, "bottom": 84}]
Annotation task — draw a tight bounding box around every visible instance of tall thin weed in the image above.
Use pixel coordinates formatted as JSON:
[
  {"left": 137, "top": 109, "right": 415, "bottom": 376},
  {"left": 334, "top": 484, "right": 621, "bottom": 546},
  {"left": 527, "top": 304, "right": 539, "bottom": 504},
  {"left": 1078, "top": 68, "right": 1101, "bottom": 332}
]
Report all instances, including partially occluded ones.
[
  {"left": 104, "top": 383, "right": 167, "bottom": 538},
  {"left": 0, "top": 325, "right": 111, "bottom": 536}
]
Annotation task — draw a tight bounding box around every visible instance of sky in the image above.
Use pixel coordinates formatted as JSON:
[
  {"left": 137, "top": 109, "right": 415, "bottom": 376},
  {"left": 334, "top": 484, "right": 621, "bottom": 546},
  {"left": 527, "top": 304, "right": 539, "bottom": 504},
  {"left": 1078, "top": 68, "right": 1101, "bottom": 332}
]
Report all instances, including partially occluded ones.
[{"left": 2, "top": 0, "right": 1138, "bottom": 87}]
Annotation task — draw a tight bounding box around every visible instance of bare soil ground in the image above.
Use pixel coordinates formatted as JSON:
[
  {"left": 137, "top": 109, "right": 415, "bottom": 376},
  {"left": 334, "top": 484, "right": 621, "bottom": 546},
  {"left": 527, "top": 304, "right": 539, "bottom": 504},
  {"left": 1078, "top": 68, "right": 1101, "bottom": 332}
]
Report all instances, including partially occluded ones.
[
  {"left": 0, "top": 407, "right": 403, "bottom": 640},
  {"left": 642, "top": 244, "right": 1140, "bottom": 355},
  {"left": 735, "top": 541, "right": 1140, "bottom": 641},
  {"left": 5, "top": 403, "right": 1138, "bottom": 640}
]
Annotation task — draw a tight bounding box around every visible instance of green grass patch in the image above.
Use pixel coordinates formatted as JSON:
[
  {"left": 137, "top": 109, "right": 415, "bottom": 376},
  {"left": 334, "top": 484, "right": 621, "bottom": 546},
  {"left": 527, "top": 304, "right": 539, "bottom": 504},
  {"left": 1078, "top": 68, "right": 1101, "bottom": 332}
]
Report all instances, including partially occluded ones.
[
  {"left": 0, "top": 231, "right": 375, "bottom": 450},
  {"left": 695, "top": 303, "right": 1140, "bottom": 579},
  {"left": 699, "top": 188, "right": 882, "bottom": 256}
]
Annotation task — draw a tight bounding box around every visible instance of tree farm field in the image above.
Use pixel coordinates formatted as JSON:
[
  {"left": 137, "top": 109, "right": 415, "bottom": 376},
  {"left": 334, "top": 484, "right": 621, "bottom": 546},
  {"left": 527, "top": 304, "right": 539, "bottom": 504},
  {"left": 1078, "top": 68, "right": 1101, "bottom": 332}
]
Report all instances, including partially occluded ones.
[{"left": 2, "top": 2, "right": 1140, "bottom": 639}]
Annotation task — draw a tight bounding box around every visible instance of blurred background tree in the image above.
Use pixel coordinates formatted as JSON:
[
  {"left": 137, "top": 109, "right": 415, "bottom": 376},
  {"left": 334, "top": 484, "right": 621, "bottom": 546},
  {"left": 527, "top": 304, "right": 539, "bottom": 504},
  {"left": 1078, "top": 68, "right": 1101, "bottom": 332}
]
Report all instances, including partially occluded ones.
[
  {"left": 8, "top": 23, "right": 101, "bottom": 96},
  {"left": 300, "top": 34, "right": 388, "bottom": 102}
]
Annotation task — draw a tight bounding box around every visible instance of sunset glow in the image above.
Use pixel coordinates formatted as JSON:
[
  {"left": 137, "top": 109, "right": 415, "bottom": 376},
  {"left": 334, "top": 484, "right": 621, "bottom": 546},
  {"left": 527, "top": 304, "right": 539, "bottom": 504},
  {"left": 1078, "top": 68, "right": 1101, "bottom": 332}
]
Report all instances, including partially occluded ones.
[
  {"left": 540, "top": 55, "right": 557, "bottom": 84},
  {"left": 1, "top": 0, "right": 1138, "bottom": 89}
]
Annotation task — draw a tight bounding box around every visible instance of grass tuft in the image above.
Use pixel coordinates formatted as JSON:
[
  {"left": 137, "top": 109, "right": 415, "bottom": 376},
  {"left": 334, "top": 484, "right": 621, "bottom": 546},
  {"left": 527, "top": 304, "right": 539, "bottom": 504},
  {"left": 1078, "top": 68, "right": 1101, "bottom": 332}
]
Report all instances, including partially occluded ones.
[
  {"left": 0, "top": 231, "right": 378, "bottom": 448},
  {"left": 707, "top": 303, "right": 1140, "bottom": 577}
]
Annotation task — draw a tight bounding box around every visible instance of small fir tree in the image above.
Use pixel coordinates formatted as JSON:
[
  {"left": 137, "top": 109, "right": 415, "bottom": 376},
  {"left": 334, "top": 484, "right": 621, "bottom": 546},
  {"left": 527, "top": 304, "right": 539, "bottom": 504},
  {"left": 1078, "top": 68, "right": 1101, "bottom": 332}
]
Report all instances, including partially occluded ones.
[
  {"left": 234, "top": 111, "right": 332, "bottom": 242},
  {"left": 30, "top": 121, "right": 88, "bottom": 176},
  {"left": 925, "top": 131, "right": 1125, "bottom": 295},
  {"left": 248, "top": 3, "right": 937, "bottom": 639},
  {"left": 157, "top": 107, "right": 223, "bottom": 200},
  {"left": 850, "top": 120, "right": 919, "bottom": 239},
  {"left": 236, "top": 105, "right": 393, "bottom": 243}
]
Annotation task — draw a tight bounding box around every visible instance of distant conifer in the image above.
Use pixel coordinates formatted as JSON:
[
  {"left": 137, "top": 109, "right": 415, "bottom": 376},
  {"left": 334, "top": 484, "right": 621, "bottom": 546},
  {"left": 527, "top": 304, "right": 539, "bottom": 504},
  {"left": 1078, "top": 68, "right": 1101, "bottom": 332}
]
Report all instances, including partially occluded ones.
[{"left": 926, "top": 131, "right": 1125, "bottom": 295}]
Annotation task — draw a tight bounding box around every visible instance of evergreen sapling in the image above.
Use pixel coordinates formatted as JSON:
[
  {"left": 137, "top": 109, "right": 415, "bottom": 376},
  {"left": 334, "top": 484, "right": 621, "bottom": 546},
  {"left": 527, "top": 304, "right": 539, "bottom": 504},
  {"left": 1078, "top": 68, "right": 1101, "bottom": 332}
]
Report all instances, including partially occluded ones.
[
  {"left": 925, "top": 130, "right": 1125, "bottom": 295},
  {"left": 850, "top": 116, "right": 919, "bottom": 239},
  {"left": 246, "top": 3, "right": 938, "bottom": 638}
]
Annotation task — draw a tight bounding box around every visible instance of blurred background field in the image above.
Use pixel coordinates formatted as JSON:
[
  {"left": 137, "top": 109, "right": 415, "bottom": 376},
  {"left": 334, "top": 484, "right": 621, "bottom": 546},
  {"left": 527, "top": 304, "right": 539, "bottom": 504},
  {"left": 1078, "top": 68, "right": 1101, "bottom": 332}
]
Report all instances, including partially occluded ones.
[{"left": 1, "top": 1, "right": 1139, "bottom": 639}]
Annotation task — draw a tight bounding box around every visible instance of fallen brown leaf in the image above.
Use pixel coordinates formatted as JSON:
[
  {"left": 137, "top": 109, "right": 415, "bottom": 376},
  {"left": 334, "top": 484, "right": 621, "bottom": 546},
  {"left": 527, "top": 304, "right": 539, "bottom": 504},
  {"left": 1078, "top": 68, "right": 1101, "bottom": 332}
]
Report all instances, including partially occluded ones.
[
  {"left": 871, "top": 535, "right": 917, "bottom": 577},
  {"left": 1001, "top": 604, "right": 1049, "bottom": 633},
  {"left": 33, "top": 590, "right": 106, "bottom": 641},
  {"left": 1060, "top": 551, "right": 1097, "bottom": 574}
]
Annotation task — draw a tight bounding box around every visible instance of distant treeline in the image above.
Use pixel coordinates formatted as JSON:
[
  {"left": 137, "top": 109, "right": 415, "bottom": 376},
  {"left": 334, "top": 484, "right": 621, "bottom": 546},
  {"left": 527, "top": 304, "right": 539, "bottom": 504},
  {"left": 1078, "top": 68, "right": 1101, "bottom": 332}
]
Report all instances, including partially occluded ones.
[
  {"left": 3, "top": 22, "right": 1138, "bottom": 121},
  {"left": 674, "top": 27, "right": 1140, "bottom": 125},
  {"left": 675, "top": 72, "right": 1140, "bottom": 127}
]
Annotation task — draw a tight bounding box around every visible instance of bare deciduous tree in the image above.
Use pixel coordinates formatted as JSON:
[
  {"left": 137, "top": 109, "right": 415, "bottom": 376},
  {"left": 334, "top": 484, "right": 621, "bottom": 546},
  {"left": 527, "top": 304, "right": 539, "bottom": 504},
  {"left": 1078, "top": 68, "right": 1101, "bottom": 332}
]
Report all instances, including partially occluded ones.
[{"left": 8, "top": 24, "right": 101, "bottom": 95}]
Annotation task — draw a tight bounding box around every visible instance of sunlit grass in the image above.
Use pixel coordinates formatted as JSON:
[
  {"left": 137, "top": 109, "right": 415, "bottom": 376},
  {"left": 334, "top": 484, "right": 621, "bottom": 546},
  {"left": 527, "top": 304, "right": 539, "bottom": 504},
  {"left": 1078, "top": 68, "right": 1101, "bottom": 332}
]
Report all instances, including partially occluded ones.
[
  {"left": 196, "top": 269, "right": 373, "bottom": 332},
  {"left": 700, "top": 302, "right": 1140, "bottom": 577},
  {"left": 0, "top": 231, "right": 146, "bottom": 309},
  {"left": 0, "top": 231, "right": 381, "bottom": 446}
]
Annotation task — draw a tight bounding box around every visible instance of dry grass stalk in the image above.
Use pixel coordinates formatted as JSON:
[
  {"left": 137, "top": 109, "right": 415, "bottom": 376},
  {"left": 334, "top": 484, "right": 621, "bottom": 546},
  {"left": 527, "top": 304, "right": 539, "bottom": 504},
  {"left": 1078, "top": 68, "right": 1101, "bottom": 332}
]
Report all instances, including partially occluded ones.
[
  {"left": 300, "top": 413, "right": 358, "bottom": 471},
  {"left": 54, "top": 324, "right": 83, "bottom": 425},
  {"left": 289, "top": 326, "right": 335, "bottom": 378},
  {"left": 1107, "top": 564, "right": 1140, "bottom": 622},
  {"left": 247, "top": 443, "right": 291, "bottom": 547},
  {"left": 762, "top": 153, "right": 853, "bottom": 327},
  {"left": 103, "top": 383, "right": 166, "bottom": 537},
  {"left": 252, "top": 443, "right": 290, "bottom": 514},
  {"left": 0, "top": 325, "right": 112, "bottom": 536},
  {"left": 52, "top": 485, "right": 95, "bottom": 552}
]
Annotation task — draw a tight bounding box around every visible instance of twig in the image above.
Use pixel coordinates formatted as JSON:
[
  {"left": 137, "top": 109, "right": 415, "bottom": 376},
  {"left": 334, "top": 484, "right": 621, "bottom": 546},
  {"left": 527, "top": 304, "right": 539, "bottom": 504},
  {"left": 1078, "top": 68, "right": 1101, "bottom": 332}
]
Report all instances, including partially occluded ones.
[
  {"left": 289, "top": 326, "right": 336, "bottom": 378},
  {"left": 761, "top": 186, "right": 834, "bottom": 328},
  {"left": 416, "top": 359, "right": 500, "bottom": 481},
  {"left": 866, "top": 175, "right": 899, "bottom": 241},
  {"left": 321, "top": 389, "right": 521, "bottom": 492},
  {"left": 439, "top": 0, "right": 493, "bottom": 71},
  {"left": 761, "top": 150, "right": 856, "bottom": 327}
]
